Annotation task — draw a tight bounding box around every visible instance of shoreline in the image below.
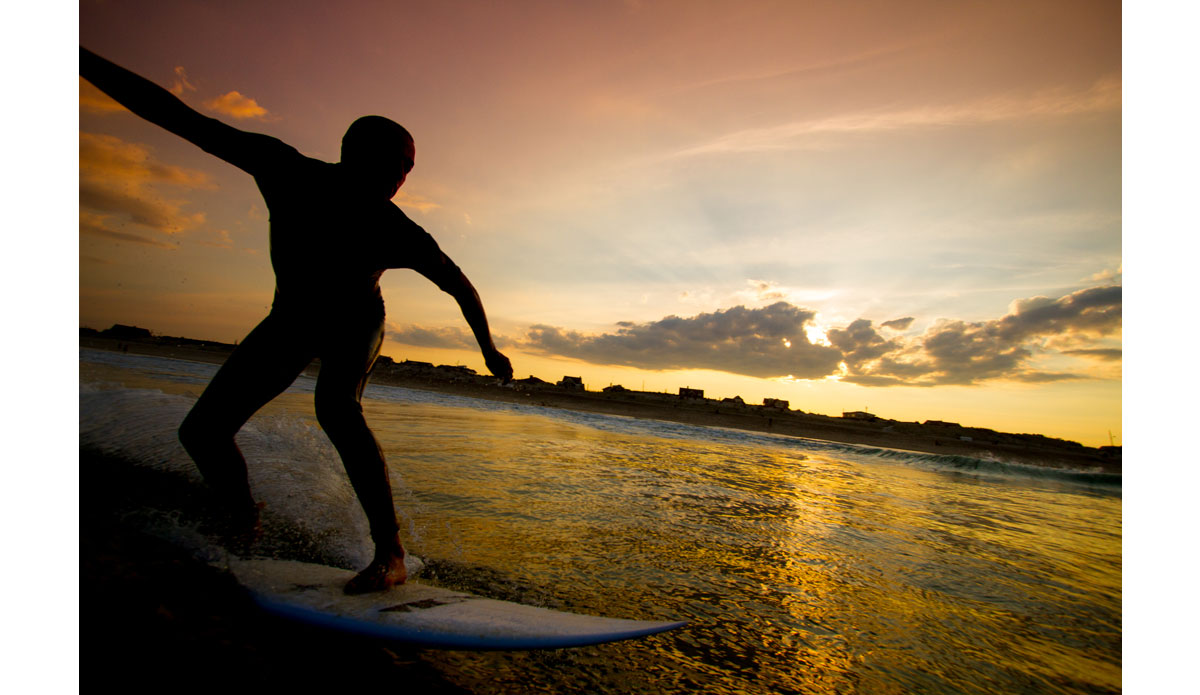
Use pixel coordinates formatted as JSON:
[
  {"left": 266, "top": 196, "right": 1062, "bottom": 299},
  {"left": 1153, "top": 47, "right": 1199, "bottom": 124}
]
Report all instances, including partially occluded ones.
[{"left": 80, "top": 336, "right": 1120, "bottom": 475}]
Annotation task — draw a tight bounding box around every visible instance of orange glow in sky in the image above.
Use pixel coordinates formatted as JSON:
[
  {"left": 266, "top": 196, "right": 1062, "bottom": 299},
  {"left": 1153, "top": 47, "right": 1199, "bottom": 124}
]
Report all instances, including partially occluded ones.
[{"left": 79, "top": 1, "right": 1121, "bottom": 445}]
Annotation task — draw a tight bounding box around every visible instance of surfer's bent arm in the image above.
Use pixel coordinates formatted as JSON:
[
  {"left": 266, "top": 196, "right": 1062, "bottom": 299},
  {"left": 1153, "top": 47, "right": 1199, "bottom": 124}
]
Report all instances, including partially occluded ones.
[
  {"left": 79, "top": 47, "right": 284, "bottom": 173},
  {"left": 416, "top": 253, "right": 513, "bottom": 381}
]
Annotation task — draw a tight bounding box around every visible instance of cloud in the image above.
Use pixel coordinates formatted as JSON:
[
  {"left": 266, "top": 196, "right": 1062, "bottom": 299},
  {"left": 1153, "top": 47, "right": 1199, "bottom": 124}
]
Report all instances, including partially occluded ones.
[
  {"left": 827, "top": 319, "right": 902, "bottom": 373},
  {"left": 195, "top": 229, "right": 234, "bottom": 249},
  {"left": 80, "top": 133, "right": 212, "bottom": 189},
  {"left": 1061, "top": 348, "right": 1122, "bottom": 361},
  {"left": 203, "top": 91, "right": 269, "bottom": 120},
  {"left": 843, "top": 285, "right": 1122, "bottom": 386},
  {"left": 79, "top": 184, "right": 205, "bottom": 233},
  {"left": 79, "top": 212, "right": 178, "bottom": 249},
  {"left": 79, "top": 133, "right": 212, "bottom": 242},
  {"left": 880, "top": 317, "right": 914, "bottom": 331},
  {"left": 168, "top": 66, "right": 197, "bottom": 97},
  {"left": 518, "top": 286, "right": 1120, "bottom": 386},
  {"left": 523, "top": 302, "right": 843, "bottom": 378},
  {"left": 996, "top": 285, "right": 1122, "bottom": 341},
  {"left": 79, "top": 78, "right": 125, "bottom": 114},
  {"left": 387, "top": 324, "right": 513, "bottom": 351},
  {"left": 387, "top": 324, "right": 479, "bottom": 350},
  {"left": 393, "top": 191, "right": 442, "bottom": 214},
  {"left": 671, "top": 76, "right": 1121, "bottom": 158}
]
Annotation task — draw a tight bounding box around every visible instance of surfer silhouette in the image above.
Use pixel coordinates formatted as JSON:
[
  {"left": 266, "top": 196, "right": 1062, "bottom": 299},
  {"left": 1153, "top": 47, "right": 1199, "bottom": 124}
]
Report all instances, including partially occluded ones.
[{"left": 81, "top": 47, "right": 513, "bottom": 594}]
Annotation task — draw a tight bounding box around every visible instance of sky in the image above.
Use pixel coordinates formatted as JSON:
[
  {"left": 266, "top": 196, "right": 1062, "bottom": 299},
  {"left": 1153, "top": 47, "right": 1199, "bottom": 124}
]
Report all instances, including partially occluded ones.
[{"left": 77, "top": 0, "right": 1122, "bottom": 446}]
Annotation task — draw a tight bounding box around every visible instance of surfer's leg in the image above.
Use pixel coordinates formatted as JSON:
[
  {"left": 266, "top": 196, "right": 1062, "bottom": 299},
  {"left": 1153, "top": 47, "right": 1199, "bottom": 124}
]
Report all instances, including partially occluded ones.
[
  {"left": 313, "top": 316, "right": 406, "bottom": 593},
  {"left": 179, "top": 313, "right": 313, "bottom": 519}
]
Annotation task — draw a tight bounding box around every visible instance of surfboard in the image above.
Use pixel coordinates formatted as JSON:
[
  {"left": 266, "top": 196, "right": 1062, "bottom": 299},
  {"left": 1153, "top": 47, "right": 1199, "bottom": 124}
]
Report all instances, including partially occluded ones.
[{"left": 218, "top": 556, "right": 686, "bottom": 650}]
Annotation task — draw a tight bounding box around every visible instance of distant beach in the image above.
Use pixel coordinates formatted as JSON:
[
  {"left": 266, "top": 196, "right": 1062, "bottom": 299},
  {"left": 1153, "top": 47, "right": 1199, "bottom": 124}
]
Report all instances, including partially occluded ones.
[{"left": 80, "top": 333, "right": 1120, "bottom": 474}]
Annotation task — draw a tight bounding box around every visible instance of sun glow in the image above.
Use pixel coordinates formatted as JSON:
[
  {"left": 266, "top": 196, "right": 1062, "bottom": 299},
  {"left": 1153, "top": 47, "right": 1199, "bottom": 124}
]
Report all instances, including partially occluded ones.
[{"left": 805, "top": 323, "right": 832, "bottom": 347}]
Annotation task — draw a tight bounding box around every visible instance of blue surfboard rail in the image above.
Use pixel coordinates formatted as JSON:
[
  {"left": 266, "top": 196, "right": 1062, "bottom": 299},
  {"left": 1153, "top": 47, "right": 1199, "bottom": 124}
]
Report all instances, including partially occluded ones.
[
  {"left": 223, "top": 558, "right": 686, "bottom": 651},
  {"left": 254, "top": 594, "right": 687, "bottom": 650}
]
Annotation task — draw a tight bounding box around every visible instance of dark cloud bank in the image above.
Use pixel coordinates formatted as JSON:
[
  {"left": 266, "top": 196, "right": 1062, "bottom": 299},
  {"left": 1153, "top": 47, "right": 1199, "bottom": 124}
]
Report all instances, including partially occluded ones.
[
  {"left": 509, "top": 285, "right": 1121, "bottom": 387},
  {"left": 527, "top": 303, "right": 842, "bottom": 379}
]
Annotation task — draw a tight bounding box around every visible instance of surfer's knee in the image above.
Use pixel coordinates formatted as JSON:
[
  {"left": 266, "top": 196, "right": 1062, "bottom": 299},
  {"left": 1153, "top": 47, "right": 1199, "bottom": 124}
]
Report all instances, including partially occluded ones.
[
  {"left": 178, "top": 411, "right": 205, "bottom": 452},
  {"left": 314, "top": 392, "right": 364, "bottom": 435},
  {"left": 178, "top": 407, "right": 233, "bottom": 452}
]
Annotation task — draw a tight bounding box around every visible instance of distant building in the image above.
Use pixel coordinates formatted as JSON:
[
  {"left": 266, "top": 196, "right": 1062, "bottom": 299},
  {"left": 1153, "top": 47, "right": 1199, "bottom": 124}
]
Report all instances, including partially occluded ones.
[
  {"left": 721, "top": 395, "right": 745, "bottom": 405},
  {"left": 402, "top": 360, "right": 434, "bottom": 370},
  {"left": 843, "top": 411, "right": 878, "bottom": 421},
  {"left": 679, "top": 387, "right": 704, "bottom": 400},
  {"left": 923, "top": 419, "right": 961, "bottom": 428},
  {"left": 102, "top": 324, "right": 153, "bottom": 340},
  {"left": 763, "top": 398, "right": 790, "bottom": 410},
  {"left": 437, "top": 364, "right": 476, "bottom": 375},
  {"left": 602, "top": 384, "right": 628, "bottom": 393},
  {"left": 557, "top": 376, "right": 585, "bottom": 390},
  {"left": 513, "top": 376, "right": 550, "bottom": 391}
]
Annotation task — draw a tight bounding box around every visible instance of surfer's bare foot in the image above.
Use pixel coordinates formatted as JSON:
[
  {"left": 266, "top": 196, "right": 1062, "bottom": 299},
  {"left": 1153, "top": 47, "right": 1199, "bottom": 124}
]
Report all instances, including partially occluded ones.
[{"left": 344, "top": 551, "right": 407, "bottom": 595}]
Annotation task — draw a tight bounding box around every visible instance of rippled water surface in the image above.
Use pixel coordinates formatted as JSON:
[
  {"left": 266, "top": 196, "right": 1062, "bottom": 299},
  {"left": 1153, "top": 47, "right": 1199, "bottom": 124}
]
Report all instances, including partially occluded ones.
[{"left": 80, "top": 349, "right": 1121, "bottom": 694}]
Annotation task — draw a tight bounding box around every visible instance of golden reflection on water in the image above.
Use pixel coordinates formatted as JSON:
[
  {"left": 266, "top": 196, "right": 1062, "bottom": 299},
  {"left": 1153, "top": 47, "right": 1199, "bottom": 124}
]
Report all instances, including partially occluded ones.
[{"left": 357, "top": 402, "right": 1120, "bottom": 695}]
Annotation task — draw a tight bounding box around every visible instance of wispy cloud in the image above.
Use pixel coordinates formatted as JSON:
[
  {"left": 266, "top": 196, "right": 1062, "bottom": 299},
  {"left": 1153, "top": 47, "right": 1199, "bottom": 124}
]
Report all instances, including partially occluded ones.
[
  {"left": 387, "top": 324, "right": 478, "bottom": 350},
  {"left": 79, "top": 133, "right": 213, "bottom": 242},
  {"left": 670, "top": 76, "right": 1121, "bottom": 158},
  {"left": 79, "top": 212, "right": 178, "bottom": 249},
  {"left": 393, "top": 191, "right": 441, "bottom": 214},
  {"left": 387, "top": 324, "right": 513, "bottom": 350},
  {"left": 204, "top": 91, "right": 270, "bottom": 120},
  {"left": 880, "top": 317, "right": 914, "bottom": 331},
  {"left": 79, "top": 78, "right": 125, "bottom": 114},
  {"left": 168, "top": 66, "right": 197, "bottom": 97}
]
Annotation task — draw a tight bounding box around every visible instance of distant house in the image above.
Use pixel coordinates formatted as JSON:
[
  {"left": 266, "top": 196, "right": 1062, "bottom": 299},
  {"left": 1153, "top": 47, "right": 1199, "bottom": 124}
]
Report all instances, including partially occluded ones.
[
  {"left": 402, "top": 360, "right": 434, "bottom": 370},
  {"left": 679, "top": 387, "right": 704, "bottom": 400},
  {"left": 923, "top": 419, "right": 961, "bottom": 428},
  {"left": 102, "top": 324, "right": 153, "bottom": 340},
  {"left": 375, "top": 355, "right": 396, "bottom": 367},
  {"left": 843, "top": 411, "right": 878, "bottom": 421},
  {"left": 557, "top": 376, "right": 585, "bottom": 390},
  {"left": 721, "top": 395, "right": 745, "bottom": 405},
  {"left": 513, "top": 376, "right": 550, "bottom": 391},
  {"left": 603, "top": 384, "right": 628, "bottom": 393},
  {"left": 437, "top": 364, "right": 477, "bottom": 375},
  {"left": 763, "top": 398, "right": 790, "bottom": 410}
]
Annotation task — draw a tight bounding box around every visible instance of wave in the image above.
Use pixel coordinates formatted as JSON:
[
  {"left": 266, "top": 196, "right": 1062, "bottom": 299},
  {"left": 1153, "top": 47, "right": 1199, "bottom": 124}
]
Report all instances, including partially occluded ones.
[{"left": 80, "top": 383, "right": 375, "bottom": 568}]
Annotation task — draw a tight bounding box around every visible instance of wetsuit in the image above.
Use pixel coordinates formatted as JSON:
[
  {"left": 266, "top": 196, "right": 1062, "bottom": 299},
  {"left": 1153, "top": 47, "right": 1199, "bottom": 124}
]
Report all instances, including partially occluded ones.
[{"left": 178, "top": 133, "right": 453, "bottom": 549}]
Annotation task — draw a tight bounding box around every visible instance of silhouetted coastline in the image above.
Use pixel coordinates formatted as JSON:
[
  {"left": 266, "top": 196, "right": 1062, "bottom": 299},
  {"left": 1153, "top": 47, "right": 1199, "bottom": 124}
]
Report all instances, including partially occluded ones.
[{"left": 81, "top": 326, "right": 1120, "bottom": 474}]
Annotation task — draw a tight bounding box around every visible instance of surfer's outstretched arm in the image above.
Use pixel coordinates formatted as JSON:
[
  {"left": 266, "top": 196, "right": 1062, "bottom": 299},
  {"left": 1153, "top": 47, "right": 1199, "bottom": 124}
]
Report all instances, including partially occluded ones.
[
  {"left": 79, "top": 47, "right": 284, "bottom": 173},
  {"left": 417, "top": 255, "right": 513, "bottom": 381}
]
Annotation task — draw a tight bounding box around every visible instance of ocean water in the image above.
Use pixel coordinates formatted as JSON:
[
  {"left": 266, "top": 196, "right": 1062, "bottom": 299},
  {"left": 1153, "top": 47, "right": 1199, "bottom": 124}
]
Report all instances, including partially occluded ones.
[{"left": 79, "top": 348, "right": 1121, "bottom": 694}]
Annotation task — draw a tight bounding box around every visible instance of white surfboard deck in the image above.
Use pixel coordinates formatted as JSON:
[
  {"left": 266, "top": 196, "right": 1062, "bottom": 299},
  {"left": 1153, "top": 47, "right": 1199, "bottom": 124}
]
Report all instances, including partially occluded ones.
[{"left": 219, "top": 557, "right": 686, "bottom": 650}]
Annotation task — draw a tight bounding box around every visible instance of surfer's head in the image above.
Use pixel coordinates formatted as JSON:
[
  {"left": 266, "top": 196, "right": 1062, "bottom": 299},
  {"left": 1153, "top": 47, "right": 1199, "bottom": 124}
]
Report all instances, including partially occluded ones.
[{"left": 341, "top": 115, "right": 416, "bottom": 200}]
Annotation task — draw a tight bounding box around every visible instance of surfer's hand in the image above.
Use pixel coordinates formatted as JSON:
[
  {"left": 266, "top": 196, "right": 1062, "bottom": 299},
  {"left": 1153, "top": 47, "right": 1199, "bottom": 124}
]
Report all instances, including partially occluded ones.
[{"left": 485, "top": 348, "right": 513, "bottom": 382}]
